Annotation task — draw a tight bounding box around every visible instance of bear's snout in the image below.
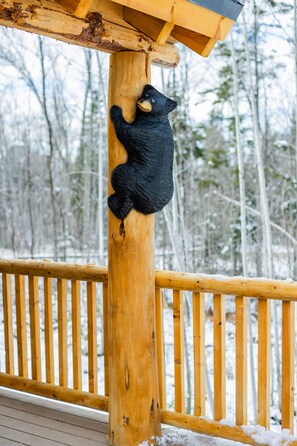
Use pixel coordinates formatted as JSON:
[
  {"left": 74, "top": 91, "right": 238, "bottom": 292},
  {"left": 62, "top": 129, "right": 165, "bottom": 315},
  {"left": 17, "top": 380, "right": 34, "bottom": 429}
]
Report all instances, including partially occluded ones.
[{"left": 137, "top": 99, "right": 152, "bottom": 113}]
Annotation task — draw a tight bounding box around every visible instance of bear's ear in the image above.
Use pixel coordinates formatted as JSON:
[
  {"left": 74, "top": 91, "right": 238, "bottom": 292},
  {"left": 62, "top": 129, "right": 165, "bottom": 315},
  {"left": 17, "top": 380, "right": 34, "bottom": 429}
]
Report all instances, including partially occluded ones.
[
  {"left": 166, "top": 98, "right": 177, "bottom": 113},
  {"left": 143, "top": 84, "right": 154, "bottom": 94}
]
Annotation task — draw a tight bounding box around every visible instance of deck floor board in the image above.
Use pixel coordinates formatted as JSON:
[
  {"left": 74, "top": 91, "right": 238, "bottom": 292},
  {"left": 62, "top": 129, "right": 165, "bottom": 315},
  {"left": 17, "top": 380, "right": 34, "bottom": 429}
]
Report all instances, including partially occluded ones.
[
  {"left": 0, "top": 389, "right": 108, "bottom": 446},
  {"left": 0, "top": 438, "right": 22, "bottom": 446}
]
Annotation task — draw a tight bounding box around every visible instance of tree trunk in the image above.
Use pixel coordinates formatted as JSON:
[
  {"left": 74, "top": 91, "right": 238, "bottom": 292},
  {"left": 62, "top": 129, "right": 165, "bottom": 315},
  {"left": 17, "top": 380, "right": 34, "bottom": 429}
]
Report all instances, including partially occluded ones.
[
  {"left": 293, "top": 0, "right": 297, "bottom": 178},
  {"left": 96, "top": 52, "right": 106, "bottom": 265},
  {"left": 243, "top": 11, "right": 281, "bottom": 415},
  {"left": 231, "top": 32, "right": 257, "bottom": 424},
  {"left": 38, "top": 37, "right": 59, "bottom": 260}
]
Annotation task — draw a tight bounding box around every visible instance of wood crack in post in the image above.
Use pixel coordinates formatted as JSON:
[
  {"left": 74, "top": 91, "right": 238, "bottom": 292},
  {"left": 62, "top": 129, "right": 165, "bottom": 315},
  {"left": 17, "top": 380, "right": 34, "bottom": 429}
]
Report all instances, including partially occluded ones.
[
  {"left": 150, "top": 398, "right": 156, "bottom": 418},
  {"left": 123, "top": 415, "right": 129, "bottom": 425},
  {"left": 124, "top": 364, "right": 130, "bottom": 391},
  {"left": 119, "top": 220, "right": 126, "bottom": 239}
]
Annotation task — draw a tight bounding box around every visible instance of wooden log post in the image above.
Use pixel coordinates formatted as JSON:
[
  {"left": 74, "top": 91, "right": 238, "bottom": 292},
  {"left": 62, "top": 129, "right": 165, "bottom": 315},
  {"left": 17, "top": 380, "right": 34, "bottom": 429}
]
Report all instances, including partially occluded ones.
[{"left": 108, "top": 52, "right": 161, "bottom": 445}]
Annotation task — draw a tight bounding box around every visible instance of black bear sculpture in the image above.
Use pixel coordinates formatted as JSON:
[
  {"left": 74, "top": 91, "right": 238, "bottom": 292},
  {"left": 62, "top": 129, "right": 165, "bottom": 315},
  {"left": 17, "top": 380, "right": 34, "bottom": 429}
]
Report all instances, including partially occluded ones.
[{"left": 108, "top": 84, "right": 177, "bottom": 220}]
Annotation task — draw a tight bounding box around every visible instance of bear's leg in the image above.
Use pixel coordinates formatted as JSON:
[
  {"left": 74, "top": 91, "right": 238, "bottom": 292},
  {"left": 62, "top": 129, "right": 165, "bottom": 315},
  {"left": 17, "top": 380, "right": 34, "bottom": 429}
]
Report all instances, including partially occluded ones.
[{"left": 108, "top": 193, "right": 134, "bottom": 220}]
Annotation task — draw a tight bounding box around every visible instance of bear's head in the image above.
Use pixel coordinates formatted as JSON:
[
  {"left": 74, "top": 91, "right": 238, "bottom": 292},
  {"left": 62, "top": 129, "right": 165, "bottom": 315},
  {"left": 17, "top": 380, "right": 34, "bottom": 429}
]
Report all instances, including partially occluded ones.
[{"left": 137, "top": 85, "right": 177, "bottom": 116}]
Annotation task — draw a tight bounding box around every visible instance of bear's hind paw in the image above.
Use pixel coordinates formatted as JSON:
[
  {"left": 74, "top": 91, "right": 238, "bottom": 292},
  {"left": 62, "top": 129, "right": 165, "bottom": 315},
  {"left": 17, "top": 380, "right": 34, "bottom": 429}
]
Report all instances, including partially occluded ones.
[{"left": 108, "top": 193, "right": 133, "bottom": 220}]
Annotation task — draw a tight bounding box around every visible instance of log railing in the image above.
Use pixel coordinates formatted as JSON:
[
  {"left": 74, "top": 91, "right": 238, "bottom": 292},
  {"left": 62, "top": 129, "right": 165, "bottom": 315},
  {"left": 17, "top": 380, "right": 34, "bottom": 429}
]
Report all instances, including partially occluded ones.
[
  {"left": 0, "top": 260, "right": 109, "bottom": 412},
  {"left": 155, "top": 270, "right": 297, "bottom": 445},
  {"left": 0, "top": 260, "right": 297, "bottom": 446}
]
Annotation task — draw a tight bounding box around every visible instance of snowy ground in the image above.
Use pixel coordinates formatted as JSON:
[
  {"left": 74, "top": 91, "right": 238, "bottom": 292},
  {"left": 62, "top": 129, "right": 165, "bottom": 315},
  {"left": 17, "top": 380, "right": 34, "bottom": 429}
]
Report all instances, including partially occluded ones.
[
  {"left": 139, "top": 428, "right": 246, "bottom": 446},
  {"left": 139, "top": 426, "right": 297, "bottom": 446}
]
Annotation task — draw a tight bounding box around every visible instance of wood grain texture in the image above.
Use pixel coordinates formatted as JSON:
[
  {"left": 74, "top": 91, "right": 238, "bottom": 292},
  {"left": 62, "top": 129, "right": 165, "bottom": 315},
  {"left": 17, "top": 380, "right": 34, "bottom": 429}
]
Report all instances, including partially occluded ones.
[
  {"left": 72, "top": 280, "right": 82, "bottom": 391},
  {"left": 154, "top": 269, "right": 297, "bottom": 300},
  {"left": 2, "top": 274, "right": 14, "bottom": 374},
  {"left": 28, "top": 276, "right": 41, "bottom": 381},
  {"left": 155, "top": 287, "right": 166, "bottom": 409},
  {"left": 173, "top": 290, "right": 185, "bottom": 413},
  {"left": 213, "top": 294, "right": 226, "bottom": 421},
  {"left": 235, "top": 295, "right": 247, "bottom": 425},
  {"left": 124, "top": 8, "right": 175, "bottom": 44},
  {"left": 44, "top": 277, "right": 54, "bottom": 384},
  {"left": 58, "top": 279, "right": 68, "bottom": 387},
  {"left": 0, "top": 404, "right": 107, "bottom": 446},
  {"left": 74, "top": 0, "right": 93, "bottom": 18},
  {"left": 281, "top": 301, "right": 295, "bottom": 431},
  {"left": 108, "top": 51, "right": 160, "bottom": 445},
  {"left": 0, "top": 260, "right": 107, "bottom": 282},
  {"left": 159, "top": 410, "right": 297, "bottom": 446},
  {"left": 109, "top": 0, "right": 234, "bottom": 40},
  {"left": 2, "top": 261, "right": 297, "bottom": 301},
  {"left": 172, "top": 26, "right": 217, "bottom": 57},
  {"left": 258, "top": 298, "right": 270, "bottom": 428},
  {"left": 87, "top": 281, "right": 98, "bottom": 394},
  {"left": 0, "top": 0, "right": 179, "bottom": 67},
  {"left": 15, "top": 275, "right": 28, "bottom": 378},
  {"left": 156, "top": 21, "right": 175, "bottom": 45},
  {"left": 0, "top": 374, "right": 297, "bottom": 446},
  {"left": 0, "top": 373, "right": 108, "bottom": 412},
  {"left": 193, "top": 292, "right": 205, "bottom": 416},
  {"left": 103, "top": 282, "right": 108, "bottom": 396}
]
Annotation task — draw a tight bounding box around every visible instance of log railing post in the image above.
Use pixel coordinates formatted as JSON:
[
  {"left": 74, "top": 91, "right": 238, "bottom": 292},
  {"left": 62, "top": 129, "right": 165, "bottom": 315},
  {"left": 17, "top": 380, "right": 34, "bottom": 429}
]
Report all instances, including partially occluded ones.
[{"left": 108, "top": 52, "right": 161, "bottom": 445}]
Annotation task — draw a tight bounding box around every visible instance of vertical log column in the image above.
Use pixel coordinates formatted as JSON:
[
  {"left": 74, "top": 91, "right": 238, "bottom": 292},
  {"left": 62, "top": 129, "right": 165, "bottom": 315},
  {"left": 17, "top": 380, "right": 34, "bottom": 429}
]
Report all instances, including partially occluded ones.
[{"left": 108, "top": 52, "right": 161, "bottom": 446}]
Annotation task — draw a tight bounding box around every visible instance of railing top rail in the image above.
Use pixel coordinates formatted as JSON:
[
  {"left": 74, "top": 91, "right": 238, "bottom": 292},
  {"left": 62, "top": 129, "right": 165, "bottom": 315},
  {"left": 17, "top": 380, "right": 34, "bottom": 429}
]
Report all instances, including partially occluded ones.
[
  {"left": 0, "top": 260, "right": 108, "bottom": 283},
  {"left": 0, "top": 260, "right": 296, "bottom": 301},
  {"left": 155, "top": 270, "right": 297, "bottom": 301}
]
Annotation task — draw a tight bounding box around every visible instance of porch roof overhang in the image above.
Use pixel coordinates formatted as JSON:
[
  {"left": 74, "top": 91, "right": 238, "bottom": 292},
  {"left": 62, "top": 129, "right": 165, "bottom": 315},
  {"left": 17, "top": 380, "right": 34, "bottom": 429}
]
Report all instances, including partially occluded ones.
[{"left": 0, "top": 0, "right": 243, "bottom": 67}]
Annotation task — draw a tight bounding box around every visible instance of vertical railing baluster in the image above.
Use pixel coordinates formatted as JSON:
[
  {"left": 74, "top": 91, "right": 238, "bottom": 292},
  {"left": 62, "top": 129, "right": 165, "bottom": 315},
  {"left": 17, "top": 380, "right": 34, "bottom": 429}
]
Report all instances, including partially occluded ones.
[
  {"left": 44, "top": 277, "right": 54, "bottom": 384},
  {"left": 2, "top": 274, "right": 14, "bottom": 374},
  {"left": 87, "top": 281, "right": 98, "bottom": 394},
  {"left": 15, "top": 275, "right": 27, "bottom": 378},
  {"left": 28, "top": 276, "right": 41, "bottom": 380},
  {"left": 235, "top": 295, "right": 247, "bottom": 425},
  {"left": 173, "top": 289, "right": 185, "bottom": 413},
  {"left": 258, "top": 298, "right": 271, "bottom": 428},
  {"left": 103, "top": 282, "right": 108, "bottom": 396},
  {"left": 213, "top": 293, "right": 226, "bottom": 421},
  {"left": 58, "top": 278, "right": 68, "bottom": 387},
  {"left": 193, "top": 291, "right": 205, "bottom": 416},
  {"left": 155, "top": 287, "right": 166, "bottom": 409},
  {"left": 281, "top": 301, "right": 295, "bottom": 432},
  {"left": 72, "top": 280, "right": 82, "bottom": 390}
]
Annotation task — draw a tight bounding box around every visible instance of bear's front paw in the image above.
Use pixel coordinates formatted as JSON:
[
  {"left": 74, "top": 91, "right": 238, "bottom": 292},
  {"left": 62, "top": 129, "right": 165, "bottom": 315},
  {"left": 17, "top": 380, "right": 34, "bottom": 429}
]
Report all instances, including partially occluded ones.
[{"left": 110, "top": 105, "right": 122, "bottom": 122}]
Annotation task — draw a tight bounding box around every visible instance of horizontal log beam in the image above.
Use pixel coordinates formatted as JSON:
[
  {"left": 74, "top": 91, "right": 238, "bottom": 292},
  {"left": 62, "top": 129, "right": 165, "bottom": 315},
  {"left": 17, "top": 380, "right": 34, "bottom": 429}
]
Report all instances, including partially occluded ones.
[
  {"left": 0, "top": 0, "right": 179, "bottom": 67},
  {"left": 1, "top": 375, "right": 296, "bottom": 446},
  {"left": 160, "top": 410, "right": 297, "bottom": 446},
  {"left": 0, "top": 373, "right": 109, "bottom": 411},
  {"left": 0, "top": 260, "right": 297, "bottom": 300},
  {"left": 155, "top": 270, "right": 297, "bottom": 301},
  {"left": 0, "top": 259, "right": 108, "bottom": 282}
]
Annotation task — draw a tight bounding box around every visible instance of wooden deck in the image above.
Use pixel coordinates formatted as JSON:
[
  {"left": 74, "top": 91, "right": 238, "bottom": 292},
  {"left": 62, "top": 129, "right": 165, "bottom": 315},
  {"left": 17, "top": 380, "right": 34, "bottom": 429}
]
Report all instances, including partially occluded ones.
[{"left": 0, "top": 388, "right": 108, "bottom": 446}]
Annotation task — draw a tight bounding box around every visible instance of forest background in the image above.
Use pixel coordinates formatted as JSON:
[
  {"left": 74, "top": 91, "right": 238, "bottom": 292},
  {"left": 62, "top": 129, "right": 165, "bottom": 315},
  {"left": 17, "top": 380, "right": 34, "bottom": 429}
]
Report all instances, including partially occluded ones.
[
  {"left": 0, "top": 0, "right": 296, "bottom": 281},
  {"left": 0, "top": 0, "right": 297, "bottom": 428}
]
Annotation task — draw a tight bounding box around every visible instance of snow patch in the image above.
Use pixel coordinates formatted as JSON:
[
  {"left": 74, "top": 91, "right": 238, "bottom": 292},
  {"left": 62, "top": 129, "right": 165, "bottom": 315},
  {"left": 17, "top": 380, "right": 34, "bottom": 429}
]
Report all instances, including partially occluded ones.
[
  {"left": 241, "top": 425, "right": 295, "bottom": 446},
  {"left": 138, "top": 428, "right": 246, "bottom": 446}
]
